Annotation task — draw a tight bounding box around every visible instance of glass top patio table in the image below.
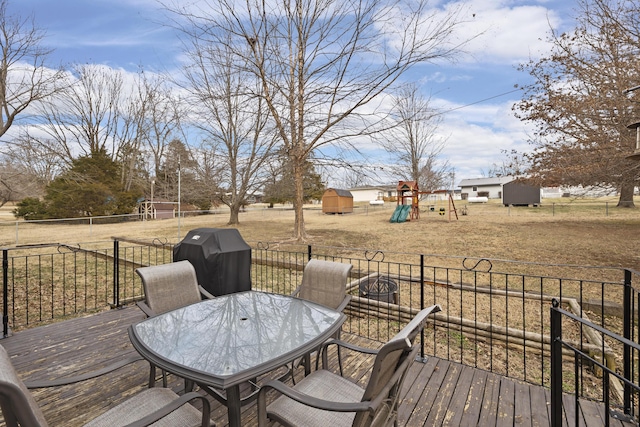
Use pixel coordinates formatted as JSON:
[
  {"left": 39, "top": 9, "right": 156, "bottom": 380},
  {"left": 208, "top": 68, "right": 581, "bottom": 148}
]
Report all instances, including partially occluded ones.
[{"left": 128, "top": 290, "right": 346, "bottom": 427}]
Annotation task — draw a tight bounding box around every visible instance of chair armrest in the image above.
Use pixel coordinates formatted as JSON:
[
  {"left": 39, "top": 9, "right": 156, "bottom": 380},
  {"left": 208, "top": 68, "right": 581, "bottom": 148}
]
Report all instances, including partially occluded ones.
[
  {"left": 199, "top": 285, "right": 215, "bottom": 300},
  {"left": 136, "top": 301, "right": 155, "bottom": 317},
  {"left": 123, "top": 391, "right": 211, "bottom": 427},
  {"left": 335, "top": 294, "right": 351, "bottom": 313},
  {"left": 319, "top": 338, "right": 379, "bottom": 370},
  {"left": 24, "top": 355, "right": 144, "bottom": 388},
  {"left": 258, "top": 379, "right": 373, "bottom": 414},
  {"left": 321, "top": 338, "right": 379, "bottom": 355}
]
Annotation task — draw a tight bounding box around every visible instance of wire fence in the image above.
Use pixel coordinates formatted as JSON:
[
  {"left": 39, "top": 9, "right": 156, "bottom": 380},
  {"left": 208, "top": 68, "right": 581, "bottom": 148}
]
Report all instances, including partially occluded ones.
[{"left": 0, "top": 198, "right": 635, "bottom": 245}]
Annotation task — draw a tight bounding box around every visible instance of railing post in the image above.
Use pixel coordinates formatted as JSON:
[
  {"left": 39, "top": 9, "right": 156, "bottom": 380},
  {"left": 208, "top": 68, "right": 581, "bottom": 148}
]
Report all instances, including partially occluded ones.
[
  {"left": 420, "top": 254, "right": 425, "bottom": 360},
  {"left": 307, "top": 245, "right": 312, "bottom": 262},
  {"left": 623, "top": 269, "right": 632, "bottom": 415},
  {"left": 113, "top": 240, "right": 120, "bottom": 307},
  {"left": 2, "top": 249, "right": 8, "bottom": 338},
  {"left": 550, "top": 299, "right": 563, "bottom": 427}
]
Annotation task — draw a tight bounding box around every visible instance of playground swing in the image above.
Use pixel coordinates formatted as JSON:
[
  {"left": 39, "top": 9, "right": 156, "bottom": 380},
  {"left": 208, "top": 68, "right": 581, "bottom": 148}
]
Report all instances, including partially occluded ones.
[
  {"left": 436, "top": 196, "right": 447, "bottom": 216},
  {"left": 426, "top": 193, "right": 446, "bottom": 215},
  {"left": 390, "top": 180, "right": 459, "bottom": 223}
]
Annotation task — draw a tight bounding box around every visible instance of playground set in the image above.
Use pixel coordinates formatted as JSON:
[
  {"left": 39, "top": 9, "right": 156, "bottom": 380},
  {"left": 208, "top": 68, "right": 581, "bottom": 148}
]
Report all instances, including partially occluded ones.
[{"left": 390, "top": 180, "right": 458, "bottom": 223}]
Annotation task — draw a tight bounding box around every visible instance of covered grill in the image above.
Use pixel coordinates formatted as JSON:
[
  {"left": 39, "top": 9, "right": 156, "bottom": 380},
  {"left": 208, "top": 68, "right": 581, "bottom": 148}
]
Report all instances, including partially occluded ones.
[{"left": 173, "top": 228, "right": 251, "bottom": 296}]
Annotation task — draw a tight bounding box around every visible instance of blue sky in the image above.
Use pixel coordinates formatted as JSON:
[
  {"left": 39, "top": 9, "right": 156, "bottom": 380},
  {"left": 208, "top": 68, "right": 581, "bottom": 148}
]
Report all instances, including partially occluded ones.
[{"left": 9, "top": 0, "right": 577, "bottom": 185}]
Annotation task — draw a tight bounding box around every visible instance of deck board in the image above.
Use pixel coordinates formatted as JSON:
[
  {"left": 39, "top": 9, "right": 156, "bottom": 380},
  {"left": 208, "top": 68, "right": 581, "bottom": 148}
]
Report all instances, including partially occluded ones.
[
  {"left": 458, "top": 368, "right": 489, "bottom": 426},
  {"left": 443, "top": 365, "right": 480, "bottom": 425},
  {"left": 1, "top": 306, "right": 636, "bottom": 427},
  {"left": 424, "top": 361, "right": 462, "bottom": 425}
]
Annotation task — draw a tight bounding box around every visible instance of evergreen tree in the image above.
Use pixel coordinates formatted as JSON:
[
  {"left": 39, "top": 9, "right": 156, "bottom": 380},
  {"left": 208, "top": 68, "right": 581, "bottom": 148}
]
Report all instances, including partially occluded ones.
[
  {"left": 12, "top": 198, "right": 48, "bottom": 220},
  {"left": 43, "top": 149, "right": 140, "bottom": 218},
  {"left": 264, "top": 159, "right": 325, "bottom": 206}
]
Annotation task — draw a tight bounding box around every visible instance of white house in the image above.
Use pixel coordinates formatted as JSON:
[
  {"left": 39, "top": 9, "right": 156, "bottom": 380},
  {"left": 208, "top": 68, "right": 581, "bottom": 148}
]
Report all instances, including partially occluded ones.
[
  {"left": 348, "top": 185, "right": 397, "bottom": 203},
  {"left": 458, "top": 177, "right": 515, "bottom": 200}
]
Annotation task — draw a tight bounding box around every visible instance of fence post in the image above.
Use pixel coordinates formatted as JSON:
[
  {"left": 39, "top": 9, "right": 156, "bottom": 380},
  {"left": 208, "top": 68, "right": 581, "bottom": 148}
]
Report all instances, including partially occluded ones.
[
  {"left": 113, "top": 240, "right": 120, "bottom": 307},
  {"left": 550, "top": 299, "right": 562, "bottom": 427},
  {"left": 623, "top": 269, "right": 632, "bottom": 415},
  {"left": 2, "top": 249, "right": 8, "bottom": 338}
]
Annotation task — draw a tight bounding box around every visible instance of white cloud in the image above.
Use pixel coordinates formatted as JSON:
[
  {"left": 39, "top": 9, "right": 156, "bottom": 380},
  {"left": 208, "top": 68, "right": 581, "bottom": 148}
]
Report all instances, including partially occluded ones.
[
  {"left": 436, "top": 0, "right": 564, "bottom": 65},
  {"left": 8, "top": 0, "right": 573, "bottom": 184},
  {"left": 434, "top": 97, "right": 534, "bottom": 180}
]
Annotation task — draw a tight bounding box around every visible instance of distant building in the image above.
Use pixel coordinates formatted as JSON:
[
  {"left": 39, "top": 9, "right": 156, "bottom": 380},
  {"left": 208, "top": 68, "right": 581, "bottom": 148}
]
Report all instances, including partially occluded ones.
[
  {"left": 139, "top": 199, "right": 176, "bottom": 219},
  {"left": 459, "top": 177, "right": 542, "bottom": 206},
  {"left": 502, "top": 180, "right": 541, "bottom": 206},
  {"left": 458, "top": 177, "right": 514, "bottom": 200},
  {"left": 348, "top": 185, "right": 397, "bottom": 202},
  {"left": 541, "top": 187, "right": 564, "bottom": 199},
  {"left": 321, "top": 188, "right": 354, "bottom": 214}
]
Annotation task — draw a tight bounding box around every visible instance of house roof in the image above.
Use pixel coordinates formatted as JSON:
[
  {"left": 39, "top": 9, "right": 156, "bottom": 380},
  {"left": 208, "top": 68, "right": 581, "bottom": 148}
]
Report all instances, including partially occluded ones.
[
  {"left": 348, "top": 185, "right": 397, "bottom": 192},
  {"left": 458, "top": 176, "right": 515, "bottom": 187}
]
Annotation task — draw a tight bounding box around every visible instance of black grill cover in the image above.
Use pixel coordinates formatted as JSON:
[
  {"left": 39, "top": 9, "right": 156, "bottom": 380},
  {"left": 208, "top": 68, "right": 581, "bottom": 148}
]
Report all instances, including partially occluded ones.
[{"left": 173, "top": 228, "right": 251, "bottom": 296}]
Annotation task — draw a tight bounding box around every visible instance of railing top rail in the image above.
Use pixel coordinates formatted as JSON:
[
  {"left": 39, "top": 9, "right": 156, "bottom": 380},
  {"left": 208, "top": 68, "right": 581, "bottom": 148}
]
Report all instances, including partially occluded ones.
[
  {"left": 551, "top": 298, "right": 640, "bottom": 351},
  {"left": 249, "top": 241, "right": 631, "bottom": 273}
]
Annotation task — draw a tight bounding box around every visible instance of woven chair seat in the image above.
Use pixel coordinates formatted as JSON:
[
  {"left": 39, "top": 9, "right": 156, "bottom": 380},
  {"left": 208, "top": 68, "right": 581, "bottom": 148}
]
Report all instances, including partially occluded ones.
[
  {"left": 267, "top": 370, "right": 363, "bottom": 427},
  {"left": 0, "top": 344, "right": 213, "bottom": 427},
  {"left": 258, "top": 304, "right": 442, "bottom": 427},
  {"left": 84, "top": 388, "right": 204, "bottom": 427}
]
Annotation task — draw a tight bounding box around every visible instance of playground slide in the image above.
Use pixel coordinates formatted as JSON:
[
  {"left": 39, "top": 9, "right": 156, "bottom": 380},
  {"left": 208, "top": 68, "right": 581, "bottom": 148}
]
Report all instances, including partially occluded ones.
[
  {"left": 390, "top": 205, "right": 402, "bottom": 222},
  {"left": 390, "top": 205, "right": 411, "bottom": 223}
]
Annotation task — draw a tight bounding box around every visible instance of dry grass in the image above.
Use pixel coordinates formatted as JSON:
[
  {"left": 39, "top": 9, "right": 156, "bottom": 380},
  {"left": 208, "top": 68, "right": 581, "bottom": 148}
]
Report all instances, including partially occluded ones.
[{"left": 1, "top": 198, "right": 639, "bottom": 269}]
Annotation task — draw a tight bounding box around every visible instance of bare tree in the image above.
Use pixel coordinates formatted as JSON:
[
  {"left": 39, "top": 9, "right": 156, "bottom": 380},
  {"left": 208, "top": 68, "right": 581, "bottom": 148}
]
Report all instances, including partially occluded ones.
[
  {"left": 140, "top": 73, "right": 182, "bottom": 182},
  {"left": 341, "top": 169, "right": 373, "bottom": 189},
  {"left": 34, "top": 64, "right": 124, "bottom": 164},
  {"left": 483, "top": 149, "right": 529, "bottom": 178},
  {"left": 378, "top": 84, "right": 449, "bottom": 192},
  {"left": 514, "top": 0, "right": 640, "bottom": 207},
  {"left": 0, "top": 159, "right": 42, "bottom": 206},
  {"left": 0, "top": 133, "right": 60, "bottom": 201},
  {"left": 164, "top": 0, "right": 471, "bottom": 240},
  {"left": 180, "top": 36, "right": 278, "bottom": 225},
  {"left": 115, "top": 71, "right": 182, "bottom": 194},
  {"left": 0, "top": 0, "right": 65, "bottom": 138}
]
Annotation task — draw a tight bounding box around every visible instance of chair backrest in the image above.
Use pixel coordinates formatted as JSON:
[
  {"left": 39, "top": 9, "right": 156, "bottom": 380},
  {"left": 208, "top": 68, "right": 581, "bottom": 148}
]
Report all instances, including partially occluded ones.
[
  {"left": 0, "top": 345, "right": 49, "bottom": 427},
  {"left": 296, "top": 259, "right": 353, "bottom": 310},
  {"left": 136, "top": 260, "right": 203, "bottom": 315},
  {"left": 353, "top": 304, "right": 441, "bottom": 427}
]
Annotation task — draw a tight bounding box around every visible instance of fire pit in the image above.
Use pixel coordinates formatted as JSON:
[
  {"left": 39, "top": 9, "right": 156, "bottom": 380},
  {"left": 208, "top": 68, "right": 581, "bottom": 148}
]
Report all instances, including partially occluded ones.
[{"left": 358, "top": 276, "right": 398, "bottom": 304}]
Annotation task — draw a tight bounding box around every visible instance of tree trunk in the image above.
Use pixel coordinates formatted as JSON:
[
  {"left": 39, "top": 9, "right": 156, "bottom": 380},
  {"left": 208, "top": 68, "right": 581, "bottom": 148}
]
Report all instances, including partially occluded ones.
[
  {"left": 293, "top": 158, "right": 305, "bottom": 241},
  {"left": 228, "top": 203, "right": 240, "bottom": 225},
  {"left": 617, "top": 181, "right": 636, "bottom": 208}
]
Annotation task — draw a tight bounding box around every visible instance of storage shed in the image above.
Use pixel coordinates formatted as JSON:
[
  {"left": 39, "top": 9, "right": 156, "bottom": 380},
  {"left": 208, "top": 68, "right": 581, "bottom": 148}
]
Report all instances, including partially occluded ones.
[
  {"left": 322, "top": 188, "right": 353, "bottom": 214},
  {"left": 139, "top": 199, "right": 176, "bottom": 220},
  {"left": 502, "top": 181, "right": 541, "bottom": 206}
]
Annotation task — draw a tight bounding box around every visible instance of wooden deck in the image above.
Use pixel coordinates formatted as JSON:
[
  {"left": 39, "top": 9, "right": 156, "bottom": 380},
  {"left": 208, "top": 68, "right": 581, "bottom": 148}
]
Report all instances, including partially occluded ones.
[{"left": 0, "top": 306, "right": 635, "bottom": 427}]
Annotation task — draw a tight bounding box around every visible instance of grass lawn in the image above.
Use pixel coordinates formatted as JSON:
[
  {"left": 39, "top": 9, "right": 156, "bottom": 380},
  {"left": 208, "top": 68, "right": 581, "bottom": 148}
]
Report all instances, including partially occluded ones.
[{"left": 0, "top": 197, "right": 638, "bottom": 269}]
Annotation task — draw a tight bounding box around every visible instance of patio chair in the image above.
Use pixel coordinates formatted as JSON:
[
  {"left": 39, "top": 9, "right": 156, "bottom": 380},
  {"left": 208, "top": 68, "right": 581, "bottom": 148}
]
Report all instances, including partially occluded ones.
[
  {"left": 136, "top": 260, "right": 214, "bottom": 317},
  {"left": 257, "top": 304, "right": 441, "bottom": 427},
  {"left": 0, "top": 344, "right": 213, "bottom": 427},
  {"left": 136, "top": 260, "right": 215, "bottom": 388},
  {"left": 291, "top": 259, "right": 353, "bottom": 378}
]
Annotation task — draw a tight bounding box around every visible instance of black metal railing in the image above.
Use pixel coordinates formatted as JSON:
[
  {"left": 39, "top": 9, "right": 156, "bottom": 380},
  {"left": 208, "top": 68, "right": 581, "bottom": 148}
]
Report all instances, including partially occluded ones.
[
  {"left": 551, "top": 297, "right": 640, "bottom": 425},
  {"left": 1, "top": 238, "right": 639, "bottom": 406}
]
